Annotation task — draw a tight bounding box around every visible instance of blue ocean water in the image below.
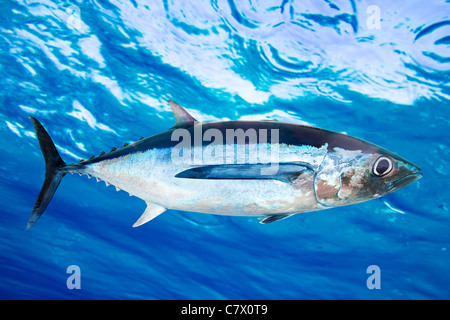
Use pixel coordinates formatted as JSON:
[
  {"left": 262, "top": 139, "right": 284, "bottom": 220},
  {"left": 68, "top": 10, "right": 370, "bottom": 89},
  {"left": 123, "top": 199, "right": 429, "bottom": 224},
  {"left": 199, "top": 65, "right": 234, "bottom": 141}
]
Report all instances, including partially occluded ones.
[{"left": 0, "top": 0, "right": 449, "bottom": 300}]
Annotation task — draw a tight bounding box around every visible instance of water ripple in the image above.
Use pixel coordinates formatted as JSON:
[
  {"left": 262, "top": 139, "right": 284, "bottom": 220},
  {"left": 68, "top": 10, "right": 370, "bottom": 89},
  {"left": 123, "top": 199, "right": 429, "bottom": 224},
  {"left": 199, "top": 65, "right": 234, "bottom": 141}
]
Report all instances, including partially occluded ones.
[{"left": 411, "top": 19, "right": 450, "bottom": 71}]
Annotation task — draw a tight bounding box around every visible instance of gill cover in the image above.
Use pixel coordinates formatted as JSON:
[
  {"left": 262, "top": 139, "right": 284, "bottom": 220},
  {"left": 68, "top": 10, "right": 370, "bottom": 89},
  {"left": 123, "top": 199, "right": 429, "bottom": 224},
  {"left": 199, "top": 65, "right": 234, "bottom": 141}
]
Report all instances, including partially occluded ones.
[{"left": 313, "top": 149, "right": 367, "bottom": 207}]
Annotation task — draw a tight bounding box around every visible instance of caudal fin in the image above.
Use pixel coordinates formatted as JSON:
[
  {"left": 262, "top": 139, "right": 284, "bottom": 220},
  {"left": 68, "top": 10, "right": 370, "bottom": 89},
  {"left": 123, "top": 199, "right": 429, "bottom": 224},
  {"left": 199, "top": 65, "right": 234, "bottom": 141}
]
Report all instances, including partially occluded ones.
[{"left": 27, "top": 116, "right": 66, "bottom": 230}]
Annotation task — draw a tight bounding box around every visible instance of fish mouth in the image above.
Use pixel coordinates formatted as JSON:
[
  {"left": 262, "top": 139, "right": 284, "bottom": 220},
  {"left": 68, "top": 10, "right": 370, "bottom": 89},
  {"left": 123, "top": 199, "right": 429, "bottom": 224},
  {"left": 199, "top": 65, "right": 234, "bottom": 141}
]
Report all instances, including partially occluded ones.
[{"left": 388, "top": 168, "right": 422, "bottom": 193}]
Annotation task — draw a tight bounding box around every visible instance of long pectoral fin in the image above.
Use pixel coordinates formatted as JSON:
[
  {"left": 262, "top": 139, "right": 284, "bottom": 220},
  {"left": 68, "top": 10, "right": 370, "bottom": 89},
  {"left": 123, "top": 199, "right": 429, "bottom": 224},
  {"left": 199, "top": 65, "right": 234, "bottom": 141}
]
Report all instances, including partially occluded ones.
[
  {"left": 259, "top": 213, "right": 296, "bottom": 224},
  {"left": 133, "top": 202, "right": 167, "bottom": 228},
  {"left": 175, "top": 163, "right": 312, "bottom": 182}
]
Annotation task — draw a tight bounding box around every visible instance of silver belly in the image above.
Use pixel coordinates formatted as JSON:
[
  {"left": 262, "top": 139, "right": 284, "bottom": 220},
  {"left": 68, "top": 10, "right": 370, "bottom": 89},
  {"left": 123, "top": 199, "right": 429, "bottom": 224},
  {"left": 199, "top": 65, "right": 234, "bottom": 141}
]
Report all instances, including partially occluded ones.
[{"left": 84, "top": 144, "right": 326, "bottom": 216}]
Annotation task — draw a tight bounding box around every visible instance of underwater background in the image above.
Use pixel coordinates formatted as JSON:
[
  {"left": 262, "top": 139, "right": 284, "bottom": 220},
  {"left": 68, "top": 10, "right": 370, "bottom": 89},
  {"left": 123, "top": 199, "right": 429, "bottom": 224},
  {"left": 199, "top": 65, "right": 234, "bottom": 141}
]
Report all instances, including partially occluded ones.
[{"left": 0, "top": 0, "right": 449, "bottom": 299}]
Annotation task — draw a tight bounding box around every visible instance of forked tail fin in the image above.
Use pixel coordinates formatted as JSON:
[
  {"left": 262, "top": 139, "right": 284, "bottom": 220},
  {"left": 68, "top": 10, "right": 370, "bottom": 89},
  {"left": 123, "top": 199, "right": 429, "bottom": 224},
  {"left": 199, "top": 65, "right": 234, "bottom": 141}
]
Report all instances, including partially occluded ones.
[{"left": 27, "top": 116, "right": 66, "bottom": 230}]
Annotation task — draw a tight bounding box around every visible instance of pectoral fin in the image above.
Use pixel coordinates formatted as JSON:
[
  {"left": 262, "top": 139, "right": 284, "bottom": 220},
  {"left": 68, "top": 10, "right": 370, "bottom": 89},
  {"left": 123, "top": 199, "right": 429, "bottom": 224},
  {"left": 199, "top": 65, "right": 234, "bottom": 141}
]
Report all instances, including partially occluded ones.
[
  {"left": 259, "top": 213, "right": 296, "bottom": 224},
  {"left": 175, "top": 163, "right": 312, "bottom": 182},
  {"left": 133, "top": 202, "right": 166, "bottom": 227}
]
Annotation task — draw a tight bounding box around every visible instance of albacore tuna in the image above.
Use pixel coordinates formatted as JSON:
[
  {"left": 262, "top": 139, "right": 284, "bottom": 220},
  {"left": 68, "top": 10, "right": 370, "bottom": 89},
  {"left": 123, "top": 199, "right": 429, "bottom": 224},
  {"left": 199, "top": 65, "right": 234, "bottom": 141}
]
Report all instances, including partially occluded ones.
[{"left": 27, "top": 100, "right": 422, "bottom": 229}]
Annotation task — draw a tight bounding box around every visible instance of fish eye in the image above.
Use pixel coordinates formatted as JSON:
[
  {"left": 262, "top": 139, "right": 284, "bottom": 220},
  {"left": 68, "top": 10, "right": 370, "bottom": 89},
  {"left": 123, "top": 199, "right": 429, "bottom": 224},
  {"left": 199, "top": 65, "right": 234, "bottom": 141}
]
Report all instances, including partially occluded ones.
[{"left": 373, "top": 156, "right": 393, "bottom": 177}]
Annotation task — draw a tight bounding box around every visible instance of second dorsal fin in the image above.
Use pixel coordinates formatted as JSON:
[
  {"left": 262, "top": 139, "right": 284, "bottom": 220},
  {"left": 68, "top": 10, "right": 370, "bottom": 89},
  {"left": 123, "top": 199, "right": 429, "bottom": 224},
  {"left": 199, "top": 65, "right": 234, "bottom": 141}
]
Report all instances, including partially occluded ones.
[{"left": 169, "top": 100, "right": 197, "bottom": 128}]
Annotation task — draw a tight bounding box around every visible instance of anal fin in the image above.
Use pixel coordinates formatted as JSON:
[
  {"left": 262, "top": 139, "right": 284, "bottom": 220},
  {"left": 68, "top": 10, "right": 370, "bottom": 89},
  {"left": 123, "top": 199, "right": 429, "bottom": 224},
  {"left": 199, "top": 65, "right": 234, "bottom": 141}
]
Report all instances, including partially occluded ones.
[{"left": 133, "top": 202, "right": 166, "bottom": 227}]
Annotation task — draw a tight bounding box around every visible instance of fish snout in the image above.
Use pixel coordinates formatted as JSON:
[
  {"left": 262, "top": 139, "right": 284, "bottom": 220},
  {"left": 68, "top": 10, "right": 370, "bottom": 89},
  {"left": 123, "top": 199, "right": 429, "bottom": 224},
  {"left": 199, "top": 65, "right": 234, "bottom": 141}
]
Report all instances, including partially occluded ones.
[{"left": 388, "top": 163, "right": 422, "bottom": 193}]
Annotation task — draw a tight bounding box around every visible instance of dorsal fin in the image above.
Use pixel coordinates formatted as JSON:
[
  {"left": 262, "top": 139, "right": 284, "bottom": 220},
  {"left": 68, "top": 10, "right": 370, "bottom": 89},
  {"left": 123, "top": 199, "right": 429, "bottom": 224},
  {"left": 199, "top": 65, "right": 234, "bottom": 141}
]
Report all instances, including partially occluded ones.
[{"left": 169, "top": 100, "right": 197, "bottom": 127}]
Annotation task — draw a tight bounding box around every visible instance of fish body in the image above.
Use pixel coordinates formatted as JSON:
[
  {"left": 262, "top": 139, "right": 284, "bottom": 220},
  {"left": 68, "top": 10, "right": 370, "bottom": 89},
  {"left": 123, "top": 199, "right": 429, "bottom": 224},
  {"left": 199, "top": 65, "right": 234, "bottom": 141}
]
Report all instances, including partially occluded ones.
[
  {"left": 82, "top": 123, "right": 325, "bottom": 217},
  {"left": 27, "top": 101, "right": 422, "bottom": 229}
]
